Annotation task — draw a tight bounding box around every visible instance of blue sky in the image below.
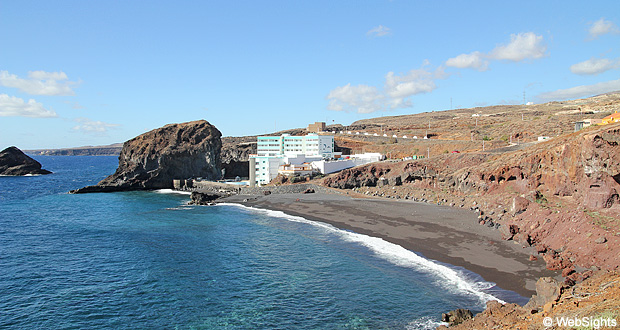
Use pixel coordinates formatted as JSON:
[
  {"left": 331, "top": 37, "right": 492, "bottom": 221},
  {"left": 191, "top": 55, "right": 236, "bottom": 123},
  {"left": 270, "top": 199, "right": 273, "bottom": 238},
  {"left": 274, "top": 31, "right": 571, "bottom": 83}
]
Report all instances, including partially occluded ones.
[{"left": 1, "top": 1, "right": 620, "bottom": 149}]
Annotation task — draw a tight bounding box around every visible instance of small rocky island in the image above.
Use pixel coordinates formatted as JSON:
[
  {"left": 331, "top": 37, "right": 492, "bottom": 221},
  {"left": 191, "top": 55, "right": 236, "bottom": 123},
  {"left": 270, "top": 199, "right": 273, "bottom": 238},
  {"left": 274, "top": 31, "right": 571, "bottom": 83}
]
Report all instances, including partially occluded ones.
[
  {"left": 0, "top": 146, "right": 52, "bottom": 176},
  {"left": 71, "top": 120, "right": 222, "bottom": 193}
]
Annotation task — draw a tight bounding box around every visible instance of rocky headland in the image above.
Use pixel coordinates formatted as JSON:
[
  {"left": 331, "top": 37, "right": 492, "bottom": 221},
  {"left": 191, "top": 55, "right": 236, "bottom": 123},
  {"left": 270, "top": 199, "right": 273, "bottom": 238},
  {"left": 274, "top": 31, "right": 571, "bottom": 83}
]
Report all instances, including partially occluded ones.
[
  {"left": 0, "top": 146, "right": 52, "bottom": 176},
  {"left": 70, "top": 120, "right": 221, "bottom": 193},
  {"left": 440, "top": 270, "right": 620, "bottom": 329}
]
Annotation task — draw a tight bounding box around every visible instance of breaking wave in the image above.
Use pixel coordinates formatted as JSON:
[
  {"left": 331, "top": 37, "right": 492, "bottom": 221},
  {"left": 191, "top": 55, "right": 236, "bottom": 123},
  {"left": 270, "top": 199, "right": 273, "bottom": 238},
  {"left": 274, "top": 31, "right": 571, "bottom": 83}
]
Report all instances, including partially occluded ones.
[{"left": 218, "top": 203, "right": 506, "bottom": 305}]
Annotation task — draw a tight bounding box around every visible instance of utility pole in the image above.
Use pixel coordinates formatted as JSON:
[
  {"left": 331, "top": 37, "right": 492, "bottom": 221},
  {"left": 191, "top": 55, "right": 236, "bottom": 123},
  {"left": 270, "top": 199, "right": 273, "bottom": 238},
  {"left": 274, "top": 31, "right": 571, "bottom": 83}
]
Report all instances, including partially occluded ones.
[
  {"left": 450, "top": 98, "right": 453, "bottom": 110},
  {"left": 427, "top": 147, "right": 430, "bottom": 158},
  {"left": 523, "top": 90, "right": 526, "bottom": 105}
]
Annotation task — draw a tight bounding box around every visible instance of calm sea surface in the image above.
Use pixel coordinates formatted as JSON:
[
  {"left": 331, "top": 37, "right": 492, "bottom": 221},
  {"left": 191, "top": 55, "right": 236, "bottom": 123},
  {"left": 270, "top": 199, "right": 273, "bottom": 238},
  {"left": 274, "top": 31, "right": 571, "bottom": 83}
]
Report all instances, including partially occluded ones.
[{"left": 0, "top": 156, "right": 523, "bottom": 329}]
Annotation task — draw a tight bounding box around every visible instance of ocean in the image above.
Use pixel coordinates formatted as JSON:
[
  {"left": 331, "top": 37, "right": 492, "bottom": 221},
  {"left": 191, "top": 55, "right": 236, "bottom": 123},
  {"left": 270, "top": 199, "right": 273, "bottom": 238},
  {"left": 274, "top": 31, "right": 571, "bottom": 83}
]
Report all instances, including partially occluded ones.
[{"left": 1, "top": 156, "right": 523, "bottom": 329}]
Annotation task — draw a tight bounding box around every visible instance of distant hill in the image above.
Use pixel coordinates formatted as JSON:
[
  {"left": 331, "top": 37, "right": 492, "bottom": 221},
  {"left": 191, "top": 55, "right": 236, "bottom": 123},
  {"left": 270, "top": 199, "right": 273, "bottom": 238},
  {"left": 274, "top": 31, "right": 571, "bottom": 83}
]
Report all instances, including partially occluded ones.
[
  {"left": 26, "top": 143, "right": 124, "bottom": 156},
  {"left": 327, "top": 91, "right": 620, "bottom": 158}
]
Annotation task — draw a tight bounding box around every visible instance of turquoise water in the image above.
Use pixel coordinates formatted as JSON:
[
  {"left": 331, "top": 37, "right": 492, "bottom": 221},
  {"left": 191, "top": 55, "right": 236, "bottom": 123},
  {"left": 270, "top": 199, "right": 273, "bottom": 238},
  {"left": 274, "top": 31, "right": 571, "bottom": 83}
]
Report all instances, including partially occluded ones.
[{"left": 1, "top": 156, "right": 522, "bottom": 329}]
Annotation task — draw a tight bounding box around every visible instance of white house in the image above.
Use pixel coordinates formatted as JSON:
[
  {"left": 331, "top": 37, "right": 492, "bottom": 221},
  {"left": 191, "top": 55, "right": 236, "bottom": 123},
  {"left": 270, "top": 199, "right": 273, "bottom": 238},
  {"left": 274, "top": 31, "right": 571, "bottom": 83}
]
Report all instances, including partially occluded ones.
[{"left": 310, "top": 153, "right": 384, "bottom": 175}]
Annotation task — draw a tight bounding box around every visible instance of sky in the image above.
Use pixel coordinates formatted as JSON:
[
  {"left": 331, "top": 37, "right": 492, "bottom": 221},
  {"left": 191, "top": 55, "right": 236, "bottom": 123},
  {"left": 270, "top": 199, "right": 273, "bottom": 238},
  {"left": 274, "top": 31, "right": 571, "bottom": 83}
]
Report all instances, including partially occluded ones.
[{"left": 1, "top": 1, "right": 620, "bottom": 149}]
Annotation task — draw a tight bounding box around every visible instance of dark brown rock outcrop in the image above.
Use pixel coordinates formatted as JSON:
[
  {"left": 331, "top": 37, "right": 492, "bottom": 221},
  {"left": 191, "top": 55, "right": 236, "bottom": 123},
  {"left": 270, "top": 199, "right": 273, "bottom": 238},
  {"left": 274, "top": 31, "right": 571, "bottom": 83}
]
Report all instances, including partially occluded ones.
[
  {"left": 188, "top": 191, "right": 223, "bottom": 205},
  {"left": 440, "top": 309, "right": 473, "bottom": 326},
  {"left": 0, "top": 146, "right": 52, "bottom": 176},
  {"left": 70, "top": 120, "right": 221, "bottom": 193},
  {"left": 440, "top": 270, "right": 620, "bottom": 330}
]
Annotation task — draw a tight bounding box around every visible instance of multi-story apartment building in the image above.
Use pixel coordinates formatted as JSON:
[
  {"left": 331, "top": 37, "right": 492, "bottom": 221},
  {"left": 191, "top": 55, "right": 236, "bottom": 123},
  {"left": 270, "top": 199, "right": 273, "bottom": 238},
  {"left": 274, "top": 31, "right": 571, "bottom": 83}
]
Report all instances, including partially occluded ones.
[
  {"left": 256, "top": 134, "right": 334, "bottom": 158},
  {"left": 251, "top": 133, "right": 335, "bottom": 186}
]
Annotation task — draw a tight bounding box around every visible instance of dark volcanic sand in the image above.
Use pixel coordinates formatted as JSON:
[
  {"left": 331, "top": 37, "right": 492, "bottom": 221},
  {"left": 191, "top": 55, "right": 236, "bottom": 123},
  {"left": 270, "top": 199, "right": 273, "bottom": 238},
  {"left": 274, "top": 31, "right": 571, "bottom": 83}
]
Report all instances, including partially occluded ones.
[{"left": 222, "top": 192, "right": 558, "bottom": 298}]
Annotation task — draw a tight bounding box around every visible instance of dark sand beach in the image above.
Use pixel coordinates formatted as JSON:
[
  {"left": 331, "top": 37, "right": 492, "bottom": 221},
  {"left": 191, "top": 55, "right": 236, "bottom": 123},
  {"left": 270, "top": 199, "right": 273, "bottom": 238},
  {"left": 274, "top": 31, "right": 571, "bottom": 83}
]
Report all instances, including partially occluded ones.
[{"left": 222, "top": 192, "right": 557, "bottom": 298}]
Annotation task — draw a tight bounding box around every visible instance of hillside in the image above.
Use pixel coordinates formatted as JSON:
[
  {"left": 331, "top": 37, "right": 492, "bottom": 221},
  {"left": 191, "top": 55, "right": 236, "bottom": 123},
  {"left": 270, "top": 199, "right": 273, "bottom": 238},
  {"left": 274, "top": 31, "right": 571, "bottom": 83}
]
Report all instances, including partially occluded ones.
[
  {"left": 324, "top": 121, "right": 620, "bottom": 275},
  {"left": 329, "top": 92, "right": 620, "bottom": 159}
]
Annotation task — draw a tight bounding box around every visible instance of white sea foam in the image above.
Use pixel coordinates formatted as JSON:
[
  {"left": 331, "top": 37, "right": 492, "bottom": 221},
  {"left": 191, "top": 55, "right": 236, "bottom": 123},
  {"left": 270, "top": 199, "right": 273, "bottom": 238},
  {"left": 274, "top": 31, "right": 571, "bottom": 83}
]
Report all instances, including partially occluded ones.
[
  {"left": 0, "top": 174, "right": 42, "bottom": 177},
  {"left": 154, "top": 189, "right": 192, "bottom": 195},
  {"left": 406, "top": 316, "right": 446, "bottom": 330},
  {"left": 165, "top": 206, "right": 191, "bottom": 210},
  {"left": 218, "top": 202, "right": 505, "bottom": 305}
]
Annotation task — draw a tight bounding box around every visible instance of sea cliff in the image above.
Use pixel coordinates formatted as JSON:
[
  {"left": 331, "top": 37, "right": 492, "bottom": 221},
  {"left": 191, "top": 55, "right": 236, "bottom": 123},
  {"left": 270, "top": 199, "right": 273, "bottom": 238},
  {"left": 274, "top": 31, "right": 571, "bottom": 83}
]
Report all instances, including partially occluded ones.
[{"left": 71, "top": 120, "right": 221, "bottom": 193}]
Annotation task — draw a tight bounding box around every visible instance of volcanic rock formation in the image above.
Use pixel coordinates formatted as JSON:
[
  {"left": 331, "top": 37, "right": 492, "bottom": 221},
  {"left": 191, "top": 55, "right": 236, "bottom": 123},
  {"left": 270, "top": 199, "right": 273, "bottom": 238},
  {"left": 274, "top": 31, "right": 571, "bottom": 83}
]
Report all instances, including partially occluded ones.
[
  {"left": 0, "top": 146, "right": 52, "bottom": 176},
  {"left": 71, "top": 120, "right": 221, "bottom": 193}
]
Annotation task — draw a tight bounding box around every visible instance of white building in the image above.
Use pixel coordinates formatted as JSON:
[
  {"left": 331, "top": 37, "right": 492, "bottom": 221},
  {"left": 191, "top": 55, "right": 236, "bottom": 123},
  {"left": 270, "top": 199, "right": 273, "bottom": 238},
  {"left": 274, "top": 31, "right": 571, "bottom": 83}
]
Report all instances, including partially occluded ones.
[
  {"left": 250, "top": 133, "right": 384, "bottom": 186},
  {"left": 256, "top": 133, "right": 334, "bottom": 158},
  {"left": 311, "top": 153, "right": 383, "bottom": 174},
  {"left": 251, "top": 133, "right": 335, "bottom": 186}
]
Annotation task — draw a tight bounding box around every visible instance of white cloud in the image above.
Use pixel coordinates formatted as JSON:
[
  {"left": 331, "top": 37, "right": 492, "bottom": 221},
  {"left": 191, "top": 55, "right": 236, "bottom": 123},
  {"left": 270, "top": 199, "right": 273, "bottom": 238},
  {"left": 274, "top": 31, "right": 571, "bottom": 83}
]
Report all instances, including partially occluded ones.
[
  {"left": 0, "top": 94, "right": 57, "bottom": 117},
  {"left": 444, "top": 32, "right": 546, "bottom": 71},
  {"left": 72, "top": 117, "right": 120, "bottom": 134},
  {"left": 326, "top": 84, "right": 385, "bottom": 113},
  {"left": 384, "top": 68, "right": 438, "bottom": 108},
  {"left": 445, "top": 51, "right": 489, "bottom": 71},
  {"left": 327, "top": 63, "right": 444, "bottom": 113},
  {"left": 570, "top": 58, "right": 620, "bottom": 75},
  {"left": 489, "top": 32, "right": 547, "bottom": 61},
  {"left": 0, "top": 70, "right": 78, "bottom": 96},
  {"left": 588, "top": 18, "right": 619, "bottom": 39},
  {"left": 537, "top": 79, "right": 620, "bottom": 101},
  {"left": 367, "top": 25, "right": 391, "bottom": 37}
]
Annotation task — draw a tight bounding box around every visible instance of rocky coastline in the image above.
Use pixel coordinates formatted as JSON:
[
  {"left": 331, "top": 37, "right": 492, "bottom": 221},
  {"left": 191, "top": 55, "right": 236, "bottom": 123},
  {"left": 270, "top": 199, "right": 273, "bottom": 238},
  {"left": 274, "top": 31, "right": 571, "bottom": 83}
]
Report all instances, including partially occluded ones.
[
  {"left": 64, "top": 108, "right": 619, "bottom": 328},
  {"left": 317, "top": 122, "right": 620, "bottom": 328},
  {"left": 323, "top": 122, "right": 620, "bottom": 281}
]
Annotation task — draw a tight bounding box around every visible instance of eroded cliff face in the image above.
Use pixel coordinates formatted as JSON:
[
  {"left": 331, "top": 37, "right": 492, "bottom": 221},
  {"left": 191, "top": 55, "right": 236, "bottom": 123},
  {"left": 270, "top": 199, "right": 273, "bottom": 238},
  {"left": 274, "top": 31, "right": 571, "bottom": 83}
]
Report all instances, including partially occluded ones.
[
  {"left": 220, "top": 137, "right": 256, "bottom": 179},
  {"left": 447, "top": 124, "right": 620, "bottom": 209},
  {"left": 71, "top": 120, "right": 221, "bottom": 193}
]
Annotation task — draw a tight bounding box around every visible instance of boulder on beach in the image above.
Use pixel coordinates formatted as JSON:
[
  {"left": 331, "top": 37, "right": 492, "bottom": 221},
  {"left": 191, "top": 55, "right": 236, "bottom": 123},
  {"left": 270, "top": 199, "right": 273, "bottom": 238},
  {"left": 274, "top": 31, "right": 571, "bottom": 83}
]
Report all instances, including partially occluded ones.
[{"left": 0, "top": 146, "right": 52, "bottom": 176}]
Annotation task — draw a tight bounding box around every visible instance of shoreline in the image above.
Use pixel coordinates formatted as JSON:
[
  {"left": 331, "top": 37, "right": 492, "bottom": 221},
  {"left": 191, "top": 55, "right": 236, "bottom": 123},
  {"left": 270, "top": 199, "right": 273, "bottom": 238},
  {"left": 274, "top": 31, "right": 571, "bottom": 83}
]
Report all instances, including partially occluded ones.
[{"left": 220, "top": 192, "right": 558, "bottom": 299}]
